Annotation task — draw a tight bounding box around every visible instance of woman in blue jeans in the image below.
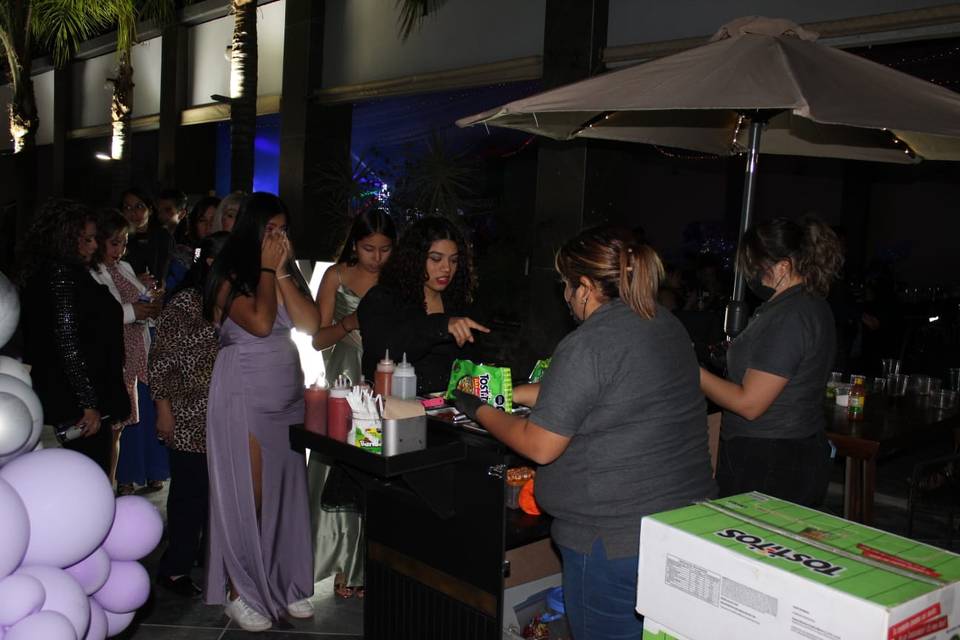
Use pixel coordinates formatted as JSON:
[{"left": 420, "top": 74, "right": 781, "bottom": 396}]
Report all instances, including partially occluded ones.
[{"left": 455, "top": 226, "right": 715, "bottom": 640}]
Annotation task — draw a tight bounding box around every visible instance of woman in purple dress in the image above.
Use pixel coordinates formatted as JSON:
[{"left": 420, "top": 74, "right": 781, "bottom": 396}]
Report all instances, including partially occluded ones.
[{"left": 203, "top": 193, "right": 321, "bottom": 631}]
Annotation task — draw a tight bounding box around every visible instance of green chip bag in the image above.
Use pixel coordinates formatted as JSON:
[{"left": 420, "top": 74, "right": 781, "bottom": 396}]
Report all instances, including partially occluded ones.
[
  {"left": 444, "top": 359, "right": 513, "bottom": 413},
  {"left": 528, "top": 358, "right": 552, "bottom": 383}
]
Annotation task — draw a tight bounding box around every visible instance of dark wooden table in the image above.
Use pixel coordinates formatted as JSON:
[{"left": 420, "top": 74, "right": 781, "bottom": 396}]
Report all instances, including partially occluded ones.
[{"left": 825, "top": 394, "right": 960, "bottom": 524}]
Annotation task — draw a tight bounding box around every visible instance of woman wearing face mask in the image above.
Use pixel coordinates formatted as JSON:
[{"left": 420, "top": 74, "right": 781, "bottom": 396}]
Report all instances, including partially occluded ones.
[
  {"left": 358, "top": 217, "right": 489, "bottom": 394},
  {"left": 308, "top": 209, "right": 396, "bottom": 599},
  {"left": 699, "top": 217, "right": 843, "bottom": 506},
  {"left": 454, "top": 226, "right": 715, "bottom": 640}
]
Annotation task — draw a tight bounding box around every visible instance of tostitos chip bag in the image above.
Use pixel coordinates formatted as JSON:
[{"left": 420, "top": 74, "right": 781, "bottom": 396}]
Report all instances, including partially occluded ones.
[
  {"left": 444, "top": 359, "right": 513, "bottom": 413},
  {"left": 528, "top": 358, "right": 552, "bottom": 383}
]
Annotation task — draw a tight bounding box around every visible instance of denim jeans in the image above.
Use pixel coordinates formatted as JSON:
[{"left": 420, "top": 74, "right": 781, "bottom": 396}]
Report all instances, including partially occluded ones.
[
  {"left": 716, "top": 430, "right": 832, "bottom": 507},
  {"left": 558, "top": 537, "right": 644, "bottom": 640}
]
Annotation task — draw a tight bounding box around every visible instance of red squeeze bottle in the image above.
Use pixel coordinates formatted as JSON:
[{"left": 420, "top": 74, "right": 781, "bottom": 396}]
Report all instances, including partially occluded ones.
[
  {"left": 327, "top": 378, "right": 352, "bottom": 442},
  {"left": 374, "top": 350, "right": 395, "bottom": 397},
  {"left": 304, "top": 383, "right": 329, "bottom": 435}
]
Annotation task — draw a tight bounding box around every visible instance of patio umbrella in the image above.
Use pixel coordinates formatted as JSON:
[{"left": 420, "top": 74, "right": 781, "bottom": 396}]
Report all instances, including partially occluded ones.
[{"left": 457, "top": 16, "right": 960, "bottom": 336}]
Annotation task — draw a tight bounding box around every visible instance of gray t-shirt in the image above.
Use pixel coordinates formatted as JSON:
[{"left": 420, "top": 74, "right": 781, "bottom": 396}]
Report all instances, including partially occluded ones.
[
  {"left": 531, "top": 299, "right": 717, "bottom": 559},
  {"left": 722, "top": 286, "right": 836, "bottom": 440}
]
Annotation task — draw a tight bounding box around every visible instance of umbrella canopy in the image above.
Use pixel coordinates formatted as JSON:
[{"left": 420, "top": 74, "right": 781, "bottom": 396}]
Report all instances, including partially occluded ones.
[{"left": 457, "top": 17, "right": 960, "bottom": 163}]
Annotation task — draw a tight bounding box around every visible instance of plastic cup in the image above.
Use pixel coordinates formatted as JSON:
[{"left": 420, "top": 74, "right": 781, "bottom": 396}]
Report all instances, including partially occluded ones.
[
  {"left": 870, "top": 377, "right": 887, "bottom": 394},
  {"left": 932, "top": 390, "right": 957, "bottom": 410},
  {"left": 948, "top": 368, "right": 960, "bottom": 392},
  {"left": 910, "top": 375, "right": 932, "bottom": 396},
  {"left": 881, "top": 359, "right": 901, "bottom": 377},
  {"left": 887, "top": 374, "right": 909, "bottom": 397},
  {"left": 834, "top": 384, "right": 852, "bottom": 407},
  {"left": 929, "top": 378, "right": 942, "bottom": 394}
]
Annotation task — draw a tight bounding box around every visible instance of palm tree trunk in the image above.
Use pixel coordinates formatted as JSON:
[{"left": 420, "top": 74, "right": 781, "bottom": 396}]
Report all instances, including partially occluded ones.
[
  {"left": 3, "top": 0, "right": 39, "bottom": 240},
  {"left": 110, "top": 48, "right": 135, "bottom": 200},
  {"left": 229, "top": 0, "right": 258, "bottom": 193}
]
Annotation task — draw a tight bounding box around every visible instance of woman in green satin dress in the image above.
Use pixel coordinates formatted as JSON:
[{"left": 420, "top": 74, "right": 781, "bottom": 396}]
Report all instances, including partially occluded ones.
[{"left": 308, "top": 209, "right": 396, "bottom": 598}]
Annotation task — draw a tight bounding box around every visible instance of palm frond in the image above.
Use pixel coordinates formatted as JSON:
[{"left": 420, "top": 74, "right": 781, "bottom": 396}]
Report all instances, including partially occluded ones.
[
  {"left": 31, "top": 0, "right": 115, "bottom": 67},
  {"left": 395, "top": 0, "right": 448, "bottom": 41}
]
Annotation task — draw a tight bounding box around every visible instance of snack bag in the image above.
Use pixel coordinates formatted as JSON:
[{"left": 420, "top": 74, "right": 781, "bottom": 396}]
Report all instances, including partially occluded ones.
[
  {"left": 351, "top": 418, "right": 382, "bottom": 454},
  {"left": 444, "top": 359, "right": 513, "bottom": 413},
  {"left": 528, "top": 358, "right": 552, "bottom": 383}
]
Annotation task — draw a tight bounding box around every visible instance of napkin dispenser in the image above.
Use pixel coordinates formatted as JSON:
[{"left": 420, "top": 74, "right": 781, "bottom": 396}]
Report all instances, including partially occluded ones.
[{"left": 382, "top": 416, "right": 426, "bottom": 456}]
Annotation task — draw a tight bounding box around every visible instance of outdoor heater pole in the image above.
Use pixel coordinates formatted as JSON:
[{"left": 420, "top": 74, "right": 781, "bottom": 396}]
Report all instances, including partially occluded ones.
[{"left": 724, "top": 118, "right": 765, "bottom": 338}]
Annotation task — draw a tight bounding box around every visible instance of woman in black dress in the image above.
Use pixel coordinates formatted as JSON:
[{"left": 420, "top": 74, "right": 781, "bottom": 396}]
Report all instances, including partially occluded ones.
[
  {"left": 18, "top": 199, "right": 130, "bottom": 473},
  {"left": 358, "top": 217, "right": 488, "bottom": 394}
]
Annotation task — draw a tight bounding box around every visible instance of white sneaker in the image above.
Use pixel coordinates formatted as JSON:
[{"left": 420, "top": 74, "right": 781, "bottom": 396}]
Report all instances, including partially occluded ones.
[
  {"left": 225, "top": 596, "right": 272, "bottom": 632},
  {"left": 286, "top": 597, "right": 315, "bottom": 619}
]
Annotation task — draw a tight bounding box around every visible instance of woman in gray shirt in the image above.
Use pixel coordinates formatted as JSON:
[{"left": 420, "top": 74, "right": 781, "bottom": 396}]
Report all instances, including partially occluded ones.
[
  {"left": 700, "top": 217, "right": 843, "bottom": 507},
  {"left": 455, "top": 226, "right": 715, "bottom": 640}
]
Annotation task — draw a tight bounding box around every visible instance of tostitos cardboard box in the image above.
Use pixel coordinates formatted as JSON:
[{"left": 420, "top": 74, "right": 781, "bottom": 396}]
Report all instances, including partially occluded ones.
[{"left": 637, "top": 492, "right": 960, "bottom": 640}]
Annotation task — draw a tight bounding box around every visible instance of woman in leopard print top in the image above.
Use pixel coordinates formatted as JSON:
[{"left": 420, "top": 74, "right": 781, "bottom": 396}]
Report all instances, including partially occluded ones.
[{"left": 150, "top": 232, "right": 228, "bottom": 595}]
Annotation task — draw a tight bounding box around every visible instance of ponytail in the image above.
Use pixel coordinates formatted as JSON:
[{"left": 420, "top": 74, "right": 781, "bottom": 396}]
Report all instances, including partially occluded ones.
[
  {"left": 557, "top": 226, "right": 664, "bottom": 320},
  {"left": 740, "top": 216, "right": 844, "bottom": 298},
  {"left": 797, "top": 217, "right": 844, "bottom": 297},
  {"left": 619, "top": 244, "right": 664, "bottom": 319}
]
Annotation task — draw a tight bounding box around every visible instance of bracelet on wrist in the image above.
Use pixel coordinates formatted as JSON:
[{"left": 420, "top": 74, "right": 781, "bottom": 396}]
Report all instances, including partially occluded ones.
[
  {"left": 278, "top": 273, "right": 292, "bottom": 280},
  {"left": 260, "top": 267, "right": 276, "bottom": 274}
]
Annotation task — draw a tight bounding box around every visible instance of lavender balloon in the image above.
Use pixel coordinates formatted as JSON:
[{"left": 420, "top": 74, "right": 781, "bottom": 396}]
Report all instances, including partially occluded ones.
[
  {"left": 101, "top": 496, "right": 163, "bottom": 562},
  {"left": 0, "top": 272, "right": 18, "bottom": 350},
  {"left": 93, "top": 561, "right": 149, "bottom": 614},
  {"left": 0, "top": 393, "right": 32, "bottom": 457},
  {"left": 15, "top": 566, "right": 89, "bottom": 639},
  {"left": 65, "top": 549, "right": 111, "bottom": 596},
  {"left": 0, "top": 477, "right": 29, "bottom": 578},
  {"left": 0, "top": 375, "right": 43, "bottom": 467},
  {"left": 0, "top": 449, "right": 115, "bottom": 568},
  {"left": 0, "top": 574, "right": 45, "bottom": 626},
  {"left": 0, "top": 357, "right": 30, "bottom": 387},
  {"left": 5, "top": 610, "right": 75, "bottom": 640},
  {"left": 85, "top": 600, "right": 108, "bottom": 640},
  {"left": 103, "top": 609, "right": 135, "bottom": 637}
]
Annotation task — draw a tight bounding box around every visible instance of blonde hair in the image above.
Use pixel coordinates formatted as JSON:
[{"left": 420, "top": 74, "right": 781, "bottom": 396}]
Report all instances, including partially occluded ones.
[
  {"left": 555, "top": 226, "right": 664, "bottom": 319},
  {"left": 212, "top": 191, "right": 246, "bottom": 232}
]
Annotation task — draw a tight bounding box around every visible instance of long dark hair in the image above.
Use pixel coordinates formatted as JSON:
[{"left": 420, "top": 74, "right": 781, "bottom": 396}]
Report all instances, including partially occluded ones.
[
  {"left": 203, "top": 193, "right": 309, "bottom": 321},
  {"left": 90, "top": 209, "right": 131, "bottom": 268},
  {"left": 118, "top": 187, "right": 158, "bottom": 232},
  {"left": 336, "top": 209, "right": 397, "bottom": 264},
  {"left": 556, "top": 226, "right": 664, "bottom": 320},
  {"left": 739, "top": 216, "right": 843, "bottom": 297},
  {"left": 378, "top": 216, "right": 474, "bottom": 311},
  {"left": 16, "top": 198, "right": 99, "bottom": 284},
  {"left": 179, "top": 196, "right": 221, "bottom": 245}
]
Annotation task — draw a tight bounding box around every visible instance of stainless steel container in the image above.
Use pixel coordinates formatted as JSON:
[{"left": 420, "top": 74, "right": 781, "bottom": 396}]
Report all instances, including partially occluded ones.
[{"left": 382, "top": 415, "right": 426, "bottom": 456}]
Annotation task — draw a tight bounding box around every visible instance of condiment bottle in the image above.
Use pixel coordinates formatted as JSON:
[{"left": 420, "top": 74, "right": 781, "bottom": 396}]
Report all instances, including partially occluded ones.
[
  {"left": 374, "top": 350, "right": 395, "bottom": 397},
  {"left": 304, "top": 382, "right": 328, "bottom": 435},
  {"left": 327, "top": 376, "right": 352, "bottom": 442},
  {"left": 848, "top": 374, "right": 866, "bottom": 421},
  {"left": 393, "top": 352, "right": 417, "bottom": 400}
]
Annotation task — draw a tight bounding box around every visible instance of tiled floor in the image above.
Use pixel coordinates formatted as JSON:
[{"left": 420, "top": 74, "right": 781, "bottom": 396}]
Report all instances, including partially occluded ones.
[{"left": 115, "top": 479, "right": 363, "bottom": 639}]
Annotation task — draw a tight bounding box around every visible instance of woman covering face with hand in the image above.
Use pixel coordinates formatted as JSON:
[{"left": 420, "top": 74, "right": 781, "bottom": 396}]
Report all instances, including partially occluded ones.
[
  {"left": 358, "top": 217, "right": 488, "bottom": 394},
  {"left": 203, "top": 193, "right": 320, "bottom": 631}
]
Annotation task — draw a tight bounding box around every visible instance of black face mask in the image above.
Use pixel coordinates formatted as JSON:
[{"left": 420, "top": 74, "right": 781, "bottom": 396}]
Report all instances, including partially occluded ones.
[{"left": 747, "top": 276, "right": 776, "bottom": 301}]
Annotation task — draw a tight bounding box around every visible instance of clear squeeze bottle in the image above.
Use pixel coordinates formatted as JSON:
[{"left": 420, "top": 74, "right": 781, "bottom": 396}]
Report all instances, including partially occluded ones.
[{"left": 393, "top": 352, "right": 417, "bottom": 400}]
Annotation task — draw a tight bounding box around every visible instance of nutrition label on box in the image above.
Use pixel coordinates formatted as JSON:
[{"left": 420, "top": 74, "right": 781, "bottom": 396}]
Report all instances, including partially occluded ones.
[{"left": 665, "top": 555, "right": 721, "bottom": 606}]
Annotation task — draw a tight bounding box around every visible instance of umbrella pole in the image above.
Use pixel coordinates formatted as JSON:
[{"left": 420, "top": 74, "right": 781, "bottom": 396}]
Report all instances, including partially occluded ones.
[{"left": 724, "top": 119, "right": 764, "bottom": 338}]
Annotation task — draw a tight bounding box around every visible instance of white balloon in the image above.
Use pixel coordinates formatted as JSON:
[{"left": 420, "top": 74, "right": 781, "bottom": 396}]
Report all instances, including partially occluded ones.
[
  {"left": 0, "top": 357, "right": 30, "bottom": 387},
  {"left": 0, "top": 376, "right": 42, "bottom": 467},
  {"left": 0, "top": 393, "right": 32, "bottom": 456},
  {"left": 0, "top": 272, "right": 18, "bottom": 350}
]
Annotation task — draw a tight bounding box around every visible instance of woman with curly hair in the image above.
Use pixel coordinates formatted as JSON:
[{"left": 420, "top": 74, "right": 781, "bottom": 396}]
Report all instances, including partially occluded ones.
[
  {"left": 700, "top": 216, "right": 843, "bottom": 507},
  {"left": 358, "top": 216, "right": 489, "bottom": 393},
  {"left": 18, "top": 199, "right": 130, "bottom": 472}
]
